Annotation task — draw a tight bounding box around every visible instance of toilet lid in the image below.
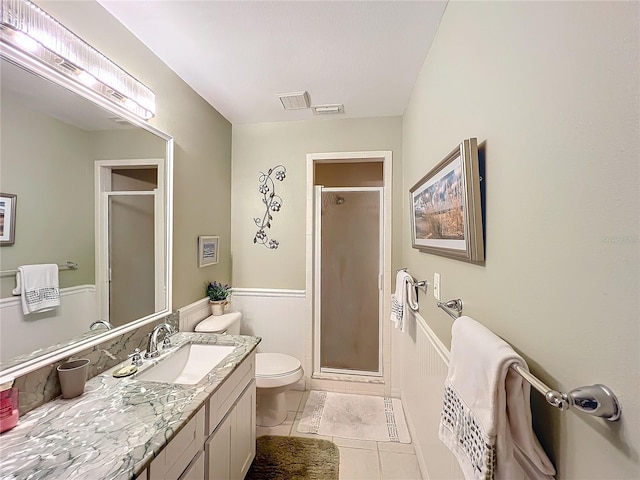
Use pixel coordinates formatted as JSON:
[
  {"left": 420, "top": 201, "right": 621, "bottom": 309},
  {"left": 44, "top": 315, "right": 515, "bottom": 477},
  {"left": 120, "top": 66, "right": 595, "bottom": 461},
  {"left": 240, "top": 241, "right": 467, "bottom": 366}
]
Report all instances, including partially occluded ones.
[
  {"left": 195, "top": 312, "right": 242, "bottom": 333},
  {"left": 256, "top": 353, "right": 301, "bottom": 378}
]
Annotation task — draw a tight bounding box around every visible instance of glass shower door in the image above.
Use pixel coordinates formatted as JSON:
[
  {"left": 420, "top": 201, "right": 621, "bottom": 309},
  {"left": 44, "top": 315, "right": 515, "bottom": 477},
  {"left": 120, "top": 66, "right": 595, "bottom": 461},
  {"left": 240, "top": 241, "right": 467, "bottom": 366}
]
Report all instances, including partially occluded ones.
[{"left": 318, "top": 187, "right": 383, "bottom": 375}]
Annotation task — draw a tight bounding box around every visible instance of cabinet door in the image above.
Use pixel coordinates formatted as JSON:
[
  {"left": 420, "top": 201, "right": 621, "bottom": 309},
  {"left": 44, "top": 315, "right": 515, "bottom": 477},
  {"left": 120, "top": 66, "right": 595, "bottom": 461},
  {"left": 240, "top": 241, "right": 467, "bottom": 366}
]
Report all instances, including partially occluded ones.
[
  {"left": 150, "top": 408, "right": 205, "bottom": 480},
  {"left": 179, "top": 451, "right": 204, "bottom": 480},
  {"left": 206, "top": 412, "right": 232, "bottom": 480},
  {"left": 232, "top": 380, "right": 256, "bottom": 480}
]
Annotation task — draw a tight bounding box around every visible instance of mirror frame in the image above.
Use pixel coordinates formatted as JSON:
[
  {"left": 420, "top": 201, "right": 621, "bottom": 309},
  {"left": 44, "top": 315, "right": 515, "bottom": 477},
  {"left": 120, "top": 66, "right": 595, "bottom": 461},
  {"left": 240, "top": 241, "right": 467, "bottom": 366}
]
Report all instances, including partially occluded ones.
[{"left": 0, "top": 42, "right": 173, "bottom": 384}]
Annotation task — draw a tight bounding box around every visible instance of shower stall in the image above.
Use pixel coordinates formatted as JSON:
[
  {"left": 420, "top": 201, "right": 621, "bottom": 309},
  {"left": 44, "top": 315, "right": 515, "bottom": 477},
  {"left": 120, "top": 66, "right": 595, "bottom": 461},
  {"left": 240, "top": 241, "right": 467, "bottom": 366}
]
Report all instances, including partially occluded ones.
[{"left": 313, "top": 186, "right": 383, "bottom": 376}]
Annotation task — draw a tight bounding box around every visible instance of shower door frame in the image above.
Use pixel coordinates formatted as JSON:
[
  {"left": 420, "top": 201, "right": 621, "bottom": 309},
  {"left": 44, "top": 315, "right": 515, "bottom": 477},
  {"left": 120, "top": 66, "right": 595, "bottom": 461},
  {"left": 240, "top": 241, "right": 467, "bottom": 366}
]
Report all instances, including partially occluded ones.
[{"left": 313, "top": 186, "right": 384, "bottom": 377}]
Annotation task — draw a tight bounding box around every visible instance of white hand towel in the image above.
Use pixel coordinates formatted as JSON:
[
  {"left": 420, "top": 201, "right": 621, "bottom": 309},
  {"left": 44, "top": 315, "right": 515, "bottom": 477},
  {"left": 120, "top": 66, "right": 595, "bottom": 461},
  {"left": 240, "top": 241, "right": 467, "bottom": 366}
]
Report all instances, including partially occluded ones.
[
  {"left": 390, "top": 270, "right": 418, "bottom": 333},
  {"left": 438, "top": 316, "right": 556, "bottom": 480},
  {"left": 12, "top": 264, "right": 60, "bottom": 315}
]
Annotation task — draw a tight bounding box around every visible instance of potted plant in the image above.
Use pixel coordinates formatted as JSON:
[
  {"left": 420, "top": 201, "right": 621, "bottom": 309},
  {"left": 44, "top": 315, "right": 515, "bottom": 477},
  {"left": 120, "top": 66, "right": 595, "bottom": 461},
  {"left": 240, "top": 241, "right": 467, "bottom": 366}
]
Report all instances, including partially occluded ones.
[{"left": 206, "top": 281, "right": 230, "bottom": 316}]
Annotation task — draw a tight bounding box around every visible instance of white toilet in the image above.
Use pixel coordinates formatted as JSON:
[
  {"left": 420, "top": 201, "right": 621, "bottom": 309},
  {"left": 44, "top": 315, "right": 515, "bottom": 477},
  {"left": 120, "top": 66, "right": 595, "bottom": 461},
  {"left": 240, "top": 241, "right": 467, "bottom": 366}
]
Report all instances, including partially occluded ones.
[{"left": 194, "top": 312, "right": 304, "bottom": 427}]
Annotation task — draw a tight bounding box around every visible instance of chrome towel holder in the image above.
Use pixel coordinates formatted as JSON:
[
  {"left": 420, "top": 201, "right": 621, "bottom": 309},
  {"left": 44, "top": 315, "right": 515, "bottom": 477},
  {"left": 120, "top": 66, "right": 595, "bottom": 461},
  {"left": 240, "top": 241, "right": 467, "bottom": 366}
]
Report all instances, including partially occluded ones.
[
  {"left": 397, "top": 268, "right": 429, "bottom": 293},
  {"left": 437, "top": 299, "right": 464, "bottom": 319},
  {"left": 436, "top": 297, "right": 621, "bottom": 422}
]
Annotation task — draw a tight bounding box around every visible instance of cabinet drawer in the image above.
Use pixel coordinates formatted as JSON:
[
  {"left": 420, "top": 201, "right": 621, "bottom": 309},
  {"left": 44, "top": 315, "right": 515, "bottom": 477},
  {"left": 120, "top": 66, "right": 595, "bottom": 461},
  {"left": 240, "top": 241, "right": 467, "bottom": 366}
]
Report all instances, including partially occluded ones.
[
  {"left": 150, "top": 407, "right": 205, "bottom": 480},
  {"left": 207, "top": 352, "right": 255, "bottom": 435}
]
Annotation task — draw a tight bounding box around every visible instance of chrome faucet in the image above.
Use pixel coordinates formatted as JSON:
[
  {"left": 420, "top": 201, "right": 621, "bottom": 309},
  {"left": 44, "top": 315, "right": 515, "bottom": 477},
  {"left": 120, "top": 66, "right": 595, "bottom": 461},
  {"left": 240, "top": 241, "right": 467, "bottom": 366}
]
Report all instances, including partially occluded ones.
[
  {"left": 89, "top": 320, "right": 113, "bottom": 330},
  {"left": 145, "top": 323, "right": 175, "bottom": 358}
]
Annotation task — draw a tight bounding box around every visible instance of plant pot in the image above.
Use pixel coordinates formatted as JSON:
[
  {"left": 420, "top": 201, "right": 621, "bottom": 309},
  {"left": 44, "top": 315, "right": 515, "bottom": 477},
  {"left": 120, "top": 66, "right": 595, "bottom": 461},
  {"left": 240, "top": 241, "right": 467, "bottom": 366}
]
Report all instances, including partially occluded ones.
[{"left": 209, "top": 300, "right": 228, "bottom": 316}]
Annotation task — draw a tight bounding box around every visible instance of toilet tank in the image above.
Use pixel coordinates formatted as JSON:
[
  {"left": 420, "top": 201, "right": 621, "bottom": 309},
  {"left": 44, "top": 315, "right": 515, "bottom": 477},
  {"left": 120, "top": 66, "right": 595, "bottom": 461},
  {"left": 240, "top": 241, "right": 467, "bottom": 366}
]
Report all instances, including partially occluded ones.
[{"left": 194, "top": 311, "right": 242, "bottom": 335}]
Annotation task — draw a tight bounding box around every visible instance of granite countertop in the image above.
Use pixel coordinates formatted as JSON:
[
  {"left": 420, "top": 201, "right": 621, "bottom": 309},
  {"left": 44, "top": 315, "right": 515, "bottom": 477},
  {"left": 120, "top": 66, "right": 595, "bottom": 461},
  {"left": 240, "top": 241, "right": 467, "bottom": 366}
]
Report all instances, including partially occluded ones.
[{"left": 0, "top": 332, "right": 261, "bottom": 479}]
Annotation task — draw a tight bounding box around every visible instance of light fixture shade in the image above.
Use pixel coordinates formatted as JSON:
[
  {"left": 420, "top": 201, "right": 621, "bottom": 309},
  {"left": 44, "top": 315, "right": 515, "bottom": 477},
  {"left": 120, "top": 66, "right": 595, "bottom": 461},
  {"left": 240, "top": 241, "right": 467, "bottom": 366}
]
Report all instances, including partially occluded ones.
[
  {"left": 0, "top": 0, "right": 156, "bottom": 119},
  {"left": 312, "top": 104, "right": 344, "bottom": 115}
]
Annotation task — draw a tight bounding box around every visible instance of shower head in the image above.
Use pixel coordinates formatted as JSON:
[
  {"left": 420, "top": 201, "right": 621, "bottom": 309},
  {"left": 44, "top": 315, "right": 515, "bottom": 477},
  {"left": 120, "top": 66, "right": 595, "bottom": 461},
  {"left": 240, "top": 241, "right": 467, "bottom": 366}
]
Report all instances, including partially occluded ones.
[{"left": 335, "top": 196, "right": 345, "bottom": 205}]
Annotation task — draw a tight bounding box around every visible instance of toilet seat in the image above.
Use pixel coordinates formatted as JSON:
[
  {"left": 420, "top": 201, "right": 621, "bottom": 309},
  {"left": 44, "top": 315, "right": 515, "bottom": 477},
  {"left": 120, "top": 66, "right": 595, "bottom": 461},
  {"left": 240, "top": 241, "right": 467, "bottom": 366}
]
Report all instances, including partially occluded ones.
[{"left": 255, "top": 353, "right": 303, "bottom": 389}]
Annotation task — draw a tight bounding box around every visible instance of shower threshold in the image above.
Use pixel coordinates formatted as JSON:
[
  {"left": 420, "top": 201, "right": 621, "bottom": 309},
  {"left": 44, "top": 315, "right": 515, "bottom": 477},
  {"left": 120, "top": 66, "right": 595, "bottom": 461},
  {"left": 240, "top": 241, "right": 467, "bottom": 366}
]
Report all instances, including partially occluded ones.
[{"left": 313, "top": 371, "right": 384, "bottom": 384}]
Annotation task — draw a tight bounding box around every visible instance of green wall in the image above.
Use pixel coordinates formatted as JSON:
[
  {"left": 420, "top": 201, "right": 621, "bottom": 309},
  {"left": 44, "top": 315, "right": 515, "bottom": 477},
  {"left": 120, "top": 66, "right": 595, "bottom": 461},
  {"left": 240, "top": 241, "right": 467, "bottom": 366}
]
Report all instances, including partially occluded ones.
[
  {"left": 401, "top": 1, "right": 639, "bottom": 478},
  {"left": 231, "top": 116, "right": 402, "bottom": 289}
]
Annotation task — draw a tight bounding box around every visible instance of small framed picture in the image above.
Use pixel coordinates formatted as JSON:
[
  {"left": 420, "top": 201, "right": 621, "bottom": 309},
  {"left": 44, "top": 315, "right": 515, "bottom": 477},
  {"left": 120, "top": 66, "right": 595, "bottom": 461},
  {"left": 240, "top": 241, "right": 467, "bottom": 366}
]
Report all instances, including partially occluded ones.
[
  {"left": 0, "top": 193, "right": 17, "bottom": 246},
  {"left": 198, "top": 235, "right": 219, "bottom": 267}
]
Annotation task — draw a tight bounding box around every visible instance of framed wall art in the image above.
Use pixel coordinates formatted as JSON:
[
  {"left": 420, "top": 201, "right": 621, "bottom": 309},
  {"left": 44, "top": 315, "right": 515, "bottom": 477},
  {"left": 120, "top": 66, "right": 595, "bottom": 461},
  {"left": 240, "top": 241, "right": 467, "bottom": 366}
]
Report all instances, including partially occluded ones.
[
  {"left": 410, "top": 138, "right": 484, "bottom": 263},
  {"left": 198, "top": 235, "right": 219, "bottom": 267},
  {"left": 0, "top": 193, "right": 17, "bottom": 246}
]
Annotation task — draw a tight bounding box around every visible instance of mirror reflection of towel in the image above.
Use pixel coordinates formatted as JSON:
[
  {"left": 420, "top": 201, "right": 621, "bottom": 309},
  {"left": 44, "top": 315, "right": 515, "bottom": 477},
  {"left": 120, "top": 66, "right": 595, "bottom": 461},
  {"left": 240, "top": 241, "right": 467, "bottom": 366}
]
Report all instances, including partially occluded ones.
[{"left": 12, "top": 264, "right": 60, "bottom": 315}]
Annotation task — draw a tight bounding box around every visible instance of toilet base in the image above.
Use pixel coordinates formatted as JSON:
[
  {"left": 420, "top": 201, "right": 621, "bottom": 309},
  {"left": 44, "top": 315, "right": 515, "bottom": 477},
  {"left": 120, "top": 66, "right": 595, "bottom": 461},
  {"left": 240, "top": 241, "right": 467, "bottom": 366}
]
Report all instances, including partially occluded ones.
[{"left": 256, "top": 388, "right": 288, "bottom": 427}]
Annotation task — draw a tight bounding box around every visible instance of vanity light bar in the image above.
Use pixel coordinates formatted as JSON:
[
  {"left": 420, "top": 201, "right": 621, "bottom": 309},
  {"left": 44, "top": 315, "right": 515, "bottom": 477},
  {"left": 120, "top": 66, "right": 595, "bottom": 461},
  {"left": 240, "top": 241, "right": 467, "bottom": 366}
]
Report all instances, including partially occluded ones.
[{"left": 0, "top": 0, "right": 156, "bottom": 119}]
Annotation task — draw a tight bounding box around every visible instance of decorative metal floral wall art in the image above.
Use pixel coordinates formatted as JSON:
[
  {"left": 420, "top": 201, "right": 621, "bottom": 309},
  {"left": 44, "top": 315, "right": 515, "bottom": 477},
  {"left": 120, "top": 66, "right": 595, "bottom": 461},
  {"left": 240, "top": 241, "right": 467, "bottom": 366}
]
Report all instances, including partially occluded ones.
[{"left": 253, "top": 164, "right": 286, "bottom": 249}]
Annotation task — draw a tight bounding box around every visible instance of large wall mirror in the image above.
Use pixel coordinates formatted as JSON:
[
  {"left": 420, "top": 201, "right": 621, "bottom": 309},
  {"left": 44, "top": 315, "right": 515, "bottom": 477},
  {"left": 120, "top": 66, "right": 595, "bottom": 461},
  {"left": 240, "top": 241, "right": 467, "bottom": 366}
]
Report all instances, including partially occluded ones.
[{"left": 0, "top": 43, "right": 173, "bottom": 381}]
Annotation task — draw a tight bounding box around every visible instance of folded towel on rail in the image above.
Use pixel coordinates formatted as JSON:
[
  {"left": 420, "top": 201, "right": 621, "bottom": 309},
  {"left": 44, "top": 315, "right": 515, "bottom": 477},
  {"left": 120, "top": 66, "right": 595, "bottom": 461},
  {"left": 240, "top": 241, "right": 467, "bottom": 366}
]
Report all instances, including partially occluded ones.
[
  {"left": 12, "top": 264, "right": 60, "bottom": 315},
  {"left": 390, "top": 270, "right": 418, "bottom": 333},
  {"left": 438, "top": 316, "right": 556, "bottom": 480}
]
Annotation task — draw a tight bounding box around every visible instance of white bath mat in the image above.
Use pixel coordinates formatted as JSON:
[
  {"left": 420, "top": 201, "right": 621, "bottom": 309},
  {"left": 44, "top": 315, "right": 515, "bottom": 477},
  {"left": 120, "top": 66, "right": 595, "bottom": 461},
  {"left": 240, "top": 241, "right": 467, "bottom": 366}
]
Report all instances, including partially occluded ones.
[{"left": 297, "top": 391, "right": 411, "bottom": 443}]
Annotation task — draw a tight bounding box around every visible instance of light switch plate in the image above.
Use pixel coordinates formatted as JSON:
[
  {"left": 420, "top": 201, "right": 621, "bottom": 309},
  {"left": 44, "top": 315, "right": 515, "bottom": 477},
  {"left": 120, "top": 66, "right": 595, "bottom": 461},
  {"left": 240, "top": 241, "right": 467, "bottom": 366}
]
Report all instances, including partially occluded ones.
[{"left": 434, "top": 273, "right": 441, "bottom": 301}]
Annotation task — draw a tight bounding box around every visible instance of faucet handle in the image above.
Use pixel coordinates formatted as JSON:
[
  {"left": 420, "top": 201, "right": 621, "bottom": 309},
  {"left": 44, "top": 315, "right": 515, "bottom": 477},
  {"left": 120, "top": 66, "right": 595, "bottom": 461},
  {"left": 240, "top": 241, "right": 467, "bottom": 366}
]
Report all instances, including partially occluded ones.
[
  {"left": 162, "top": 324, "right": 175, "bottom": 349},
  {"left": 128, "top": 348, "right": 143, "bottom": 366}
]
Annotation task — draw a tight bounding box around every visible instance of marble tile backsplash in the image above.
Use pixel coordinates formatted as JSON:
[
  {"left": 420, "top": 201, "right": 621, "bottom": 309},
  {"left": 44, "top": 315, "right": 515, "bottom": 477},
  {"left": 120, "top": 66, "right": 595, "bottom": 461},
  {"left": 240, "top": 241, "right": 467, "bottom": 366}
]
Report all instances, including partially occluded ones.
[{"left": 14, "top": 311, "right": 179, "bottom": 415}]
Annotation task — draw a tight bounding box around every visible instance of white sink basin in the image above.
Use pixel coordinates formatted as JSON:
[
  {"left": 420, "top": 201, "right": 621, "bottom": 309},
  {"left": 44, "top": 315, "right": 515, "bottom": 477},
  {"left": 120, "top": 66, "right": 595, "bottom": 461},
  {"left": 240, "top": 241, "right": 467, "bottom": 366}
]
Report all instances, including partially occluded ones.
[{"left": 136, "top": 343, "right": 236, "bottom": 385}]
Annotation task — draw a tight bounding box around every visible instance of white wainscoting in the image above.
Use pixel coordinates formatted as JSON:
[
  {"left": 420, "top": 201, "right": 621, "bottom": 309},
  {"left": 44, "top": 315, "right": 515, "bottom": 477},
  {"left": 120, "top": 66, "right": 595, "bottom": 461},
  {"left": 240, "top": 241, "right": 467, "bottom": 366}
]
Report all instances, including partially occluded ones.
[
  {"left": 230, "top": 288, "right": 306, "bottom": 365},
  {"left": 394, "top": 311, "right": 464, "bottom": 480},
  {"left": 0, "top": 285, "right": 96, "bottom": 362},
  {"left": 178, "top": 289, "right": 307, "bottom": 388},
  {"left": 177, "top": 296, "right": 211, "bottom": 332}
]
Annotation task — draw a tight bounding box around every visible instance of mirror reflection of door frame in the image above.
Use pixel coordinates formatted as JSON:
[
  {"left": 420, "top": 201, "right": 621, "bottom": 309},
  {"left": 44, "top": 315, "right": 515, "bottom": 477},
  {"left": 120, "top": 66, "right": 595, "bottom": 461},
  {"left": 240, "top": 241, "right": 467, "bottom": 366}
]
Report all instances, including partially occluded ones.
[{"left": 94, "top": 159, "right": 165, "bottom": 324}]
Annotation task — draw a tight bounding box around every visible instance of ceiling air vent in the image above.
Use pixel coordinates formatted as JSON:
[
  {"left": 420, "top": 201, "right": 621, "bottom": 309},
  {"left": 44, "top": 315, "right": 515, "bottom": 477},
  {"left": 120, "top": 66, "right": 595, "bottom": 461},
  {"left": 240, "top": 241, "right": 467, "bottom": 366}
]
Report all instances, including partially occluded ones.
[
  {"left": 276, "top": 91, "right": 310, "bottom": 110},
  {"left": 312, "top": 104, "right": 344, "bottom": 115}
]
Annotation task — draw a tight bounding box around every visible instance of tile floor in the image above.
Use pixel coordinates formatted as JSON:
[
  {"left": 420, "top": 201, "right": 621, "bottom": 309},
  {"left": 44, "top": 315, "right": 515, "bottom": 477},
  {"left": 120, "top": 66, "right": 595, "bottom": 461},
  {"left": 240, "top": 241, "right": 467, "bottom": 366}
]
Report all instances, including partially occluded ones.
[{"left": 256, "top": 390, "right": 422, "bottom": 480}]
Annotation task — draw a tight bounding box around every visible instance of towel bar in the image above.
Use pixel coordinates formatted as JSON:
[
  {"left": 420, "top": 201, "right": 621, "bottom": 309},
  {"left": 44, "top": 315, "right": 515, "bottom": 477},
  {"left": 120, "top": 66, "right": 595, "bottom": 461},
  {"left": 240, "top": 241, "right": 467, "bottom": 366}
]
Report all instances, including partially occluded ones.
[
  {"left": 397, "top": 268, "right": 429, "bottom": 293},
  {"left": 437, "top": 299, "right": 463, "bottom": 319},
  {"left": 436, "top": 298, "right": 621, "bottom": 421},
  {"left": 0, "top": 261, "right": 78, "bottom": 276}
]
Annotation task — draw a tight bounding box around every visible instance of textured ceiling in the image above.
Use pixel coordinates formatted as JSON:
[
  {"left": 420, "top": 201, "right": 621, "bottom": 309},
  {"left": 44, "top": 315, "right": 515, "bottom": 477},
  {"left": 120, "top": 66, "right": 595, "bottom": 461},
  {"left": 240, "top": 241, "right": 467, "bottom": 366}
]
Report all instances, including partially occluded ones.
[{"left": 98, "top": 1, "right": 447, "bottom": 124}]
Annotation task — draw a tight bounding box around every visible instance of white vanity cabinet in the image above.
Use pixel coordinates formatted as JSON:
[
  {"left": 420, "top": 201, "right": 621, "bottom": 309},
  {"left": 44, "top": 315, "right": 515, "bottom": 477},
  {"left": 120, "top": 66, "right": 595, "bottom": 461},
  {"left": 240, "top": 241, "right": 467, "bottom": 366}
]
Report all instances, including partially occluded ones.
[
  {"left": 205, "top": 352, "right": 256, "bottom": 480},
  {"left": 148, "top": 407, "right": 206, "bottom": 480},
  {"left": 146, "top": 351, "right": 256, "bottom": 480}
]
